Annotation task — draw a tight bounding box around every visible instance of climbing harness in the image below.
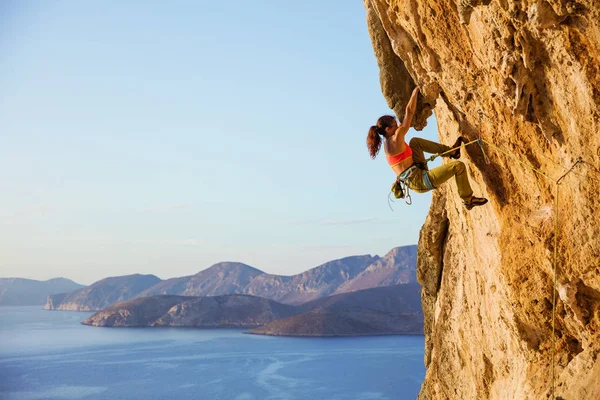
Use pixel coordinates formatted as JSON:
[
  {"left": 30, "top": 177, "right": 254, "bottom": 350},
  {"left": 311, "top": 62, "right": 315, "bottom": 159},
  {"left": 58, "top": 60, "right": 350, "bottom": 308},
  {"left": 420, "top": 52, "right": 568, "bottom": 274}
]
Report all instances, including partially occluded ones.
[
  {"left": 389, "top": 164, "right": 418, "bottom": 206},
  {"left": 422, "top": 170, "right": 436, "bottom": 190}
]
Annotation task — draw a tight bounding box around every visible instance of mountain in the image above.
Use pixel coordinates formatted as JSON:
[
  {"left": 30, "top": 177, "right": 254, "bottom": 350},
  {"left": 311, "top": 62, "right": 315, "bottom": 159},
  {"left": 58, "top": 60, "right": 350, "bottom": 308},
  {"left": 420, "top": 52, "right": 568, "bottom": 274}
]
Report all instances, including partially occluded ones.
[
  {"left": 137, "top": 262, "right": 264, "bottom": 297},
  {"left": 82, "top": 294, "right": 301, "bottom": 328},
  {"left": 45, "top": 274, "right": 162, "bottom": 311},
  {"left": 135, "top": 255, "right": 380, "bottom": 305},
  {"left": 333, "top": 246, "right": 417, "bottom": 295},
  {"left": 241, "top": 255, "right": 380, "bottom": 304},
  {"left": 248, "top": 284, "right": 423, "bottom": 337},
  {"left": 0, "top": 278, "right": 84, "bottom": 306},
  {"left": 45, "top": 250, "right": 416, "bottom": 311}
]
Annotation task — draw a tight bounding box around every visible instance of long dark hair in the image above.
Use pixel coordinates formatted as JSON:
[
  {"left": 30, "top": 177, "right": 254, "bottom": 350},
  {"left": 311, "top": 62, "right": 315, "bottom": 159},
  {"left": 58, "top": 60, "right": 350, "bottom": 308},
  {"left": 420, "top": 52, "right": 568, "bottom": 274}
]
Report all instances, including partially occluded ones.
[{"left": 367, "top": 115, "right": 396, "bottom": 159}]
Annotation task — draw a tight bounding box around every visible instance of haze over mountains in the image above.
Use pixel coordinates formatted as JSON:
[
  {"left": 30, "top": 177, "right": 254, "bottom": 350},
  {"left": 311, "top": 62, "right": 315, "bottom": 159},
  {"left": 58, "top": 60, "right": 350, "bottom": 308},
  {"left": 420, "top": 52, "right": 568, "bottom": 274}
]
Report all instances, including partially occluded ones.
[
  {"left": 45, "top": 246, "right": 417, "bottom": 311},
  {"left": 0, "top": 278, "right": 84, "bottom": 306}
]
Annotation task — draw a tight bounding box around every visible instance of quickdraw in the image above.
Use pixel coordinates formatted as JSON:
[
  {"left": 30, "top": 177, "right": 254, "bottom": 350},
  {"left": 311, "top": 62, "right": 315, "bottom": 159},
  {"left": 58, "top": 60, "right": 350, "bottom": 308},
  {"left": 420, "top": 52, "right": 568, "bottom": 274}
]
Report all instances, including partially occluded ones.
[{"left": 390, "top": 164, "right": 419, "bottom": 205}]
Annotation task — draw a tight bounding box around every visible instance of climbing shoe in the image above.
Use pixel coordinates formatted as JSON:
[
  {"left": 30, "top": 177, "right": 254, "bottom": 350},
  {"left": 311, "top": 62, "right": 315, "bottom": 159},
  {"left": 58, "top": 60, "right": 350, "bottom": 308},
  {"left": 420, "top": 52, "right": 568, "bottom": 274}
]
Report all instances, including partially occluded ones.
[
  {"left": 448, "top": 136, "right": 466, "bottom": 159},
  {"left": 464, "top": 196, "right": 488, "bottom": 210}
]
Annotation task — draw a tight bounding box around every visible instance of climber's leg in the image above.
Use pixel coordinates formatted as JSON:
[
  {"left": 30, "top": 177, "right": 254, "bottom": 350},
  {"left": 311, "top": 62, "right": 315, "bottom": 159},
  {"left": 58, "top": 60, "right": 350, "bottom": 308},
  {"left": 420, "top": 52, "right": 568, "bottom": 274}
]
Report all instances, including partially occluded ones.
[
  {"left": 406, "top": 169, "right": 431, "bottom": 193},
  {"left": 409, "top": 137, "right": 452, "bottom": 166},
  {"left": 427, "top": 160, "right": 474, "bottom": 200}
]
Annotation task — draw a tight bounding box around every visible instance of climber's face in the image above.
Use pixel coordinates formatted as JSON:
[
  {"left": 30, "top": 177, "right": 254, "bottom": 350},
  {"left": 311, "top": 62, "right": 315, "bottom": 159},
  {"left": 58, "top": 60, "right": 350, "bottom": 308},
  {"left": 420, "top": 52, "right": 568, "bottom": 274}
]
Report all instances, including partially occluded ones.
[{"left": 385, "top": 118, "right": 398, "bottom": 136}]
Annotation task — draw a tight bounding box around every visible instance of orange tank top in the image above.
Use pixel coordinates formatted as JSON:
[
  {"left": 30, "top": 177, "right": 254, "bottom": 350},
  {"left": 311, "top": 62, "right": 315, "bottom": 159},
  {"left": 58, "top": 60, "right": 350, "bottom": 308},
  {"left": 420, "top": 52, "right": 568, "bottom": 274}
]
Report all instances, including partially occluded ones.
[{"left": 386, "top": 143, "right": 413, "bottom": 167}]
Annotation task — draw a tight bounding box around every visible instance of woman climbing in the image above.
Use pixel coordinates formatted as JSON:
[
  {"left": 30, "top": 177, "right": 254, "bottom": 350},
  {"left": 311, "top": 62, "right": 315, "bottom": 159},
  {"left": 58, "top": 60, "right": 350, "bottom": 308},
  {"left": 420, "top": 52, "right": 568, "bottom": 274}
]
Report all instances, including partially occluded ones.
[{"left": 367, "top": 87, "right": 488, "bottom": 210}]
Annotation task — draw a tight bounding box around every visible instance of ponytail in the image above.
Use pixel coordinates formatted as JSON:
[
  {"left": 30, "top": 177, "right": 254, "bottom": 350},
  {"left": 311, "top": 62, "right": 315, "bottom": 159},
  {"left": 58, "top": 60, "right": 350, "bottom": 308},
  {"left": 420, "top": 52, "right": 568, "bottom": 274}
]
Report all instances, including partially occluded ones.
[
  {"left": 367, "top": 115, "right": 396, "bottom": 159},
  {"left": 367, "top": 126, "right": 382, "bottom": 159}
]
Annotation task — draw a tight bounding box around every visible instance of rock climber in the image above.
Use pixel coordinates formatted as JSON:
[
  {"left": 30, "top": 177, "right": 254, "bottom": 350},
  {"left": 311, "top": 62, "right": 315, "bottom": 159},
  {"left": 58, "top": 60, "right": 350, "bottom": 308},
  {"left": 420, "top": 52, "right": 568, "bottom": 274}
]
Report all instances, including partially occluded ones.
[{"left": 367, "top": 87, "right": 488, "bottom": 210}]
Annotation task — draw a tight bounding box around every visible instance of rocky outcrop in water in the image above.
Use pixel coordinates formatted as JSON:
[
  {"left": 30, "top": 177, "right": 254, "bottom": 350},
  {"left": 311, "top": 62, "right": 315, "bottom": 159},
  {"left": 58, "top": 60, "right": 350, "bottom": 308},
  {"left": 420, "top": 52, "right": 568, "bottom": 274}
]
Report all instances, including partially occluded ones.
[
  {"left": 0, "top": 278, "right": 84, "bottom": 306},
  {"left": 364, "top": 0, "right": 600, "bottom": 399}
]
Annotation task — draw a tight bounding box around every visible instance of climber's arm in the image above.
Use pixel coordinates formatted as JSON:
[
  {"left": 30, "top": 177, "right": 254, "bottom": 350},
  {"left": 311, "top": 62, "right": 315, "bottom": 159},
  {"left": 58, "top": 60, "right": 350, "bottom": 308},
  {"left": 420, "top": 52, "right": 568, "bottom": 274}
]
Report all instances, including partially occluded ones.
[{"left": 397, "top": 87, "right": 420, "bottom": 136}]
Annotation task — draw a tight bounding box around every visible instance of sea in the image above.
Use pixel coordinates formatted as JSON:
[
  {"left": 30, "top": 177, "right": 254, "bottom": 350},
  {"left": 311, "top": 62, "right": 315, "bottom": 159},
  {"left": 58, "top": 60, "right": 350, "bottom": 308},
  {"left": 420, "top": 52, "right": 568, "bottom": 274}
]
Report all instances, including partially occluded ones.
[{"left": 0, "top": 306, "right": 425, "bottom": 400}]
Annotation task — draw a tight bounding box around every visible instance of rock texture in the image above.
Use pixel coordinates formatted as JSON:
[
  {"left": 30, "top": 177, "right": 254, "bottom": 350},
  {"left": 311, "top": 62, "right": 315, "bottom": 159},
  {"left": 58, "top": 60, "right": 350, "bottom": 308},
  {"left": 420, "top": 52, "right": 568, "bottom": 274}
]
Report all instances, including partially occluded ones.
[
  {"left": 249, "top": 284, "right": 423, "bottom": 336},
  {"left": 45, "top": 274, "right": 161, "bottom": 311},
  {"left": 0, "top": 278, "right": 84, "bottom": 306},
  {"left": 364, "top": 1, "right": 600, "bottom": 399},
  {"left": 82, "top": 294, "right": 300, "bottom": 328}
]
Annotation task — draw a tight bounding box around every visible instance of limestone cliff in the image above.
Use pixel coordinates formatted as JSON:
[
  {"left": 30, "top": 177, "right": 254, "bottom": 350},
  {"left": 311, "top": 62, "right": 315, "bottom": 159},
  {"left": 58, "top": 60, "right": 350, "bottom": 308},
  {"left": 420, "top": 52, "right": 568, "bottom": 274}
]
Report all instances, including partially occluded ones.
[{"left": 364, "top": 1, "right": 600, "bottom": 399}]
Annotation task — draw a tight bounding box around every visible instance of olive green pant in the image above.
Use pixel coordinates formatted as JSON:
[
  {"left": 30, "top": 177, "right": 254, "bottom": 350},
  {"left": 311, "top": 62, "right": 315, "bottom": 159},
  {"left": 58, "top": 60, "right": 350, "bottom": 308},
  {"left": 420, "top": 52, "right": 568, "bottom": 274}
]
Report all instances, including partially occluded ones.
[{"left": 406, "top": 137, "right": 474, "bottom": 200}]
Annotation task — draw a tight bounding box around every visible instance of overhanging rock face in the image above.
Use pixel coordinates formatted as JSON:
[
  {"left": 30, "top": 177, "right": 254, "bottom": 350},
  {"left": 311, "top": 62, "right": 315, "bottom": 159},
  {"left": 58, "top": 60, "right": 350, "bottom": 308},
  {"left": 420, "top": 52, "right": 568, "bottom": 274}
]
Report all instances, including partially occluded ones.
[{"left": 364, "top": 1, "right": 600, "bottom": 399}]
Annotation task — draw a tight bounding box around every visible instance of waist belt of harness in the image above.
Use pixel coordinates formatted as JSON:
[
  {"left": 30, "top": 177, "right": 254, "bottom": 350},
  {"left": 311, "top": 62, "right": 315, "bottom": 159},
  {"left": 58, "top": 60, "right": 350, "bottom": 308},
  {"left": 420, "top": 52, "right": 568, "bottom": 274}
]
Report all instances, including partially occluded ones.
[
  {"left": 422, "top": 171, "right": 436, "bottom": 190},
  {"left": 398, "top": 164, "right": 436, "bottom": 191},
  {"left": 398, "top": 165, "right": 418, "bottom": 182}
]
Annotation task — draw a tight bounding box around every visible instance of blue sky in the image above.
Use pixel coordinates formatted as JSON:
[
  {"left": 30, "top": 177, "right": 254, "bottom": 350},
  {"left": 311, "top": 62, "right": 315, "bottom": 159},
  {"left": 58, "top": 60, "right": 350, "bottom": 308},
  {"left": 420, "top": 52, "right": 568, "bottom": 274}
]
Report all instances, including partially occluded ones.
[{"left": 1, "top": 1, "right": 440, "bottom": 285}]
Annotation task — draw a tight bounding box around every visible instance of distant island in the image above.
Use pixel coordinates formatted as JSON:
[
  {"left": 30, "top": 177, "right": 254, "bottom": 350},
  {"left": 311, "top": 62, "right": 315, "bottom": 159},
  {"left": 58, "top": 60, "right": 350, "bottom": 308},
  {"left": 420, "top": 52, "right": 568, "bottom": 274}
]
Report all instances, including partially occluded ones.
[{"left": 82, "top": 284, "right": 423, "bottom": 337}]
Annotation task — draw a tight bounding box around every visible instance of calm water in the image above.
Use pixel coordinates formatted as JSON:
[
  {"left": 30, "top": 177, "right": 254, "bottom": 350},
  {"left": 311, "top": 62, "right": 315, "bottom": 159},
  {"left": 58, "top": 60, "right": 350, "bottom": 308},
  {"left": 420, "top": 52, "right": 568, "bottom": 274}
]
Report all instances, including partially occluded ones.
[{"left": 0, "top": 306, "right": 425, "bottom": 400}]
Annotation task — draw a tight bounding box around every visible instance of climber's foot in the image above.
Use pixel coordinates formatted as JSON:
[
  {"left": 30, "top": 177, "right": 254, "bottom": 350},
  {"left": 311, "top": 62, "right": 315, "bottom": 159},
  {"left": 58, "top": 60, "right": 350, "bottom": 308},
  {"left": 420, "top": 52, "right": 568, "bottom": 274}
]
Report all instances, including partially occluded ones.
[
  {"left": 464, "top": 196, "right": 488, "bottom": 210},
  {"left": 448, "top": 136, "right": 466, "bottom": 159}
]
